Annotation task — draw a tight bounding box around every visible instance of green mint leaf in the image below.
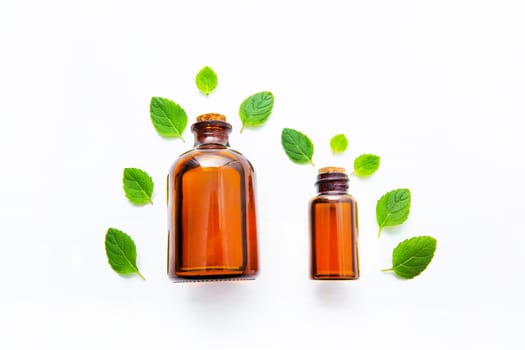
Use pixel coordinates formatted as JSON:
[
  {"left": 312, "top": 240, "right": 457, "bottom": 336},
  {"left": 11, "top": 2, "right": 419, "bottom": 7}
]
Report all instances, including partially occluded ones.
[
  {"left": 123, "top": 167, "right": 154, "bottom": 205},
  {"left": 105, "top": 228, "right": 145, "bottom": 280},
  {"left": 149, "top": 97, "right": 188, "bottom": 141},
  {"left": 281, "top": 128, "right": 314, "bottom": 165},
  {"left": 353, "top": 153, "right": 380, "bottom": 177},
  {"left": 239, "top": 91, "right": 274, "bottom": 132},
  {"left": 195, "top": 66, "right": 218, "bottom": 96},
  {"left": 382, "top": 235, "right": 437, "bottom": 279},
  {"left": 330, "top": 134, "right": 348, "bottom": 154},
  {"left": 376, "top": 188, "right": 411, "bottom": 237}
]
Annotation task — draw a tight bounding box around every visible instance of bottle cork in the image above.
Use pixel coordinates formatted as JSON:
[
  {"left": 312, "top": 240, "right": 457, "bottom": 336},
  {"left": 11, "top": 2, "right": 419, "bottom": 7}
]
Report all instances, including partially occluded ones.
[
  {"left": 196, "top": 113, "right": 226, "bottom": 122},
  {"left": 318, "top": 166, "right": 346, "bottom": 175}
]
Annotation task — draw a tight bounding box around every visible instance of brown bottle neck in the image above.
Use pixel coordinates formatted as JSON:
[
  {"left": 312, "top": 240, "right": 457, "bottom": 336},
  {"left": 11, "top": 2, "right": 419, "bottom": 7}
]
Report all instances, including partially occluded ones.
[
  {"left": 191, "top": 120, "right": 232, "bottom": 147},
  {"left": 315, "top": 172, "right": 349, "bottom": 195}
]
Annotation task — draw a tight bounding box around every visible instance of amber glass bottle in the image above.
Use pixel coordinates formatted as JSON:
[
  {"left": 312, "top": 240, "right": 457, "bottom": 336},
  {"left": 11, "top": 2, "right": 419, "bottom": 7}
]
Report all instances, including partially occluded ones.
[
  {"left": 167, "top": 113, "right": 258, "bottom": 281},
  {"left": 310, "top": 167, "right": 359, "bottom": 280}
]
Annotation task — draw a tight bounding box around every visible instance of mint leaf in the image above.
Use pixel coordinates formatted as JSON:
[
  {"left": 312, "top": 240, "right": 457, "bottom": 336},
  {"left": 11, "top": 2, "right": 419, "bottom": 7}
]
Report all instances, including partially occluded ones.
[
  {"left": 281, "top": 128, "right": 314, "bottom": 165},
  {"left": 149, "top": 97, "right": 188, "bottom": 141},
  {"left": 123, "top": 167, "right": 154, "bottom": 205},
  {"left": 376, "top": 188, "right": 411, "bottom": 237},
  {"left": 195, "top": 66, "right": 218, "bottom": 96},
  {"left": 239, "top": 91, "right": 274, "bottom": 132},
  {"left": 330, "top": 134, "right": 348, "bottom": 154},
  {"left": 105, "top": 228, "right": 145, "bottom": 280},
  {"left": 382, "top": 236, "right": 437, "bottom": 279},
  {"left": 353, "top": 153, "right": 380, "bottom": 177}
]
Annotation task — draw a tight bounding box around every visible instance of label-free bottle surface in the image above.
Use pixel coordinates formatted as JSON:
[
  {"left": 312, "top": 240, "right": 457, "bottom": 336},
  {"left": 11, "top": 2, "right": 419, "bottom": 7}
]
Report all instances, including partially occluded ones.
[
  {"left": 310, "top": 167, "right": 359, "bottom": 280},
  {"left": 167, "top": 113, "right": 258, "bottom": 281}
]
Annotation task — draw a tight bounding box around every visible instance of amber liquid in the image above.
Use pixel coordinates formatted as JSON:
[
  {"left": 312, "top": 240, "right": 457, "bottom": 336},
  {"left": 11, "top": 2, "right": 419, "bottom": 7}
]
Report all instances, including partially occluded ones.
[
  {"left": 167, "top": 147, "right": 258, "bottom": 280},
  {"left": 310, "top": 196, "right": 359, "bottom": 280}
]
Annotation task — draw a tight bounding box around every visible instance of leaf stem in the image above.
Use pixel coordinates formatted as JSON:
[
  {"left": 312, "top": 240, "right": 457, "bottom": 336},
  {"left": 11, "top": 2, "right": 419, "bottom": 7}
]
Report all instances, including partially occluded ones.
[
  {"left": 309, "top": 159, "right": 315, "bottom": 167},
  {"left": 135, "top": 270, "right": 146, "bottom": 280},
  {"left": 240, "top": 124, "right": 245, "bottom": 133},
  {"left": 377, "top": 226, "right": 383, "bottom": 238},
  {"left": 381, "top": 267, "right": 394, "bottom": 273},
  {"left": 180, "top": 135, "right": 186, "bottom": 143}
]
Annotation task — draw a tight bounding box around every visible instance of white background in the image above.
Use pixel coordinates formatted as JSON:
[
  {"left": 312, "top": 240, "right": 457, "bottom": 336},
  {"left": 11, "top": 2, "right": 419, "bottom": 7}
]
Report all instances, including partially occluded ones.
[{"left": 1, "top": 1, "right": 524, "bottom": 349}]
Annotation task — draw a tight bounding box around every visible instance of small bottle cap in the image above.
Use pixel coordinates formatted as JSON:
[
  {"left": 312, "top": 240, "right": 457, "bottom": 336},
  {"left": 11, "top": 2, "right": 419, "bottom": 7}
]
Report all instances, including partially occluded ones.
[
  {"left": 196, "top": 113, "right": 226, "bottom": 122},
  {"left": 318, "top": 166, "right": 346, "bottom": 175}
]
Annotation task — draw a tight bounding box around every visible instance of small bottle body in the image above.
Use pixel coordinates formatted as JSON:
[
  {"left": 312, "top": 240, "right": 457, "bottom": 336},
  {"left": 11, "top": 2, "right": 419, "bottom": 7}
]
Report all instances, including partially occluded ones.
[
  {"left": 167, "top": 115, "right": 258, "bottom": 281},
  {"left": 310, "top": 168, "right": 359, "bottom": 280}
]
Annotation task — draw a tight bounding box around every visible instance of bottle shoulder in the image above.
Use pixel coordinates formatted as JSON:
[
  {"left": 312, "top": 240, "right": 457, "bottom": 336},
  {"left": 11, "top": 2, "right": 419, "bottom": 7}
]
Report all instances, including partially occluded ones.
[
  {"left": 169, "top": 147, "right": 253, "bottom": 174},
  {"left": 310, "top": 193, "right": 356, "bottom": 204},
  {"left": 230, "top": 149, "right": 255, "bottom": 172}
]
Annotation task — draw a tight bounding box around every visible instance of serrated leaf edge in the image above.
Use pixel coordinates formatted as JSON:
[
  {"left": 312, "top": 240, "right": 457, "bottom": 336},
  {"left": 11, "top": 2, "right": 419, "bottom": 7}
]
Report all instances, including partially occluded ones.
[
  {"left": 149, "top": 97, "right": 187, "bottom": 141},
  {"left": 195, "top": 66, "right": 218, "bottom": 96},
  {"left": 330, "top": 134, "right": 348, "bottom": 154},
  {"left": 281, "top": 128, "right": 315, "bottom": 165},
  {"left": 382, "top": 236, "right": 437, "bottom": 279},
  {"left": 239, "top": 91, "right": 274, "bottom": 132},
  {"left": 353, "top": 153, "right": 380, "bottom": 177},
  {"left": 376, "top": 188, "right": 411, "bottom": 237},
  {"left": 105, "top": 228, "right": 145, "bottom": 280},
  {"left": 123, "top": 168, "right": 154, "bottom": 205}
]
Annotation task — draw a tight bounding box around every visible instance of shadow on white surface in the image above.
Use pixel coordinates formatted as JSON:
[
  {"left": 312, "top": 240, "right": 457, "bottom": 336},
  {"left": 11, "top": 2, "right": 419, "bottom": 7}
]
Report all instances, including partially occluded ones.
[
  {"left": 314, "top": 281, "right": 358, "bottom": 308},
  {"left": 183, "top": 280, "right": 254, "bottom": 304}
]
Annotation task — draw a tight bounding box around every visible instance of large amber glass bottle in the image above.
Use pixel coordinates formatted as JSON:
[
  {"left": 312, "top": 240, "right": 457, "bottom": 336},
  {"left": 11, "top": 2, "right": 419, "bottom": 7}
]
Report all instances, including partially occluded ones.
[
  {"left": 310, "top": 167, "right": 359, "bottom": 280},
  {"left": 167, "top": 113, "right": 258, "bottom": 281}
]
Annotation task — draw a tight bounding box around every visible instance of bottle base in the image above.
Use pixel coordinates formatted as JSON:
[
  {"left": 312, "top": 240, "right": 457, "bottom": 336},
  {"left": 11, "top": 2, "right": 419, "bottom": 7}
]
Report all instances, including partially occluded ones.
[
  {"left": 169, "top": 276, "right": 256, "bottom": 283},
  {"left": 168, "top": 269, "right": 258, "bottom": 283},
  {"left": 311, "top": 274, "right": 359, "bottom": 280}
]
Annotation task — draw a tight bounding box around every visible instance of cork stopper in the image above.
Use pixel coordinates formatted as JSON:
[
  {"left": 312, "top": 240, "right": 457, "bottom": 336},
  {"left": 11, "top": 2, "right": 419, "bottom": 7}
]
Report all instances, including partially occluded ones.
[
  {"left": 196, "top": 113, "right": 226, "bottom": 122},
  {"left": 318, "top": 166, "right": 346, "bottom": 175}
]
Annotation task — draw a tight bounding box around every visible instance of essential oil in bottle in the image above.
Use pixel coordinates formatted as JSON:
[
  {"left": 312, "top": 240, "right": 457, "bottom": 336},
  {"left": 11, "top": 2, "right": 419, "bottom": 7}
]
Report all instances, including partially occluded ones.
[
  {"left": 310, "top": 167, "right": 359, "bottom": 280},
  {"left": 167, "top": 113, "right": 258, "bottom": 281}
]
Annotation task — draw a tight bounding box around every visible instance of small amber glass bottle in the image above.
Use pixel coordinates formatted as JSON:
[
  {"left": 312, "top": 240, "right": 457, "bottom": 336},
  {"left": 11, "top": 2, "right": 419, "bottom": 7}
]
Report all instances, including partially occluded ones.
[
  {"left": 310, "top": 167, "right": 359, "bottom": 280},
  {"left": 167, "top": 113, "right": 258, "bottom": 281}
]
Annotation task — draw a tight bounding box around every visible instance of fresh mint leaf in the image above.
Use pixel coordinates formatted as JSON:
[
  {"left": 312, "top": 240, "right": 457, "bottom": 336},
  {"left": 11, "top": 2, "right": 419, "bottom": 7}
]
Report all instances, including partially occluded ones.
[
  {"left": 281, "top": 128, "right": 314, "bottom": 165},
  {"left": 195, "top": 66, "right": 218, "bottom": 96},
  {"left": 123, "top": 167, "right": 154, "bottom": 205},
  {"left": 353, "top": 153, "right": 380, "bottom": 177},
  {"left": 330, "top": 134, "right": 348, "bottom": 154},
  {"left": 376, "top": 188, "right": 411, "bottom": 237},
  {"left": 239, "top": 91, "right": 274, "bottom": 132},
  {"left": 150, "top": 97, "right": 188, "bottom": 141},
  {"left": 382, "top": 235, "right": 437, "bottom": 279},
  {"left": 105, "top": 228, "right": 145, "bottom": 280}
]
